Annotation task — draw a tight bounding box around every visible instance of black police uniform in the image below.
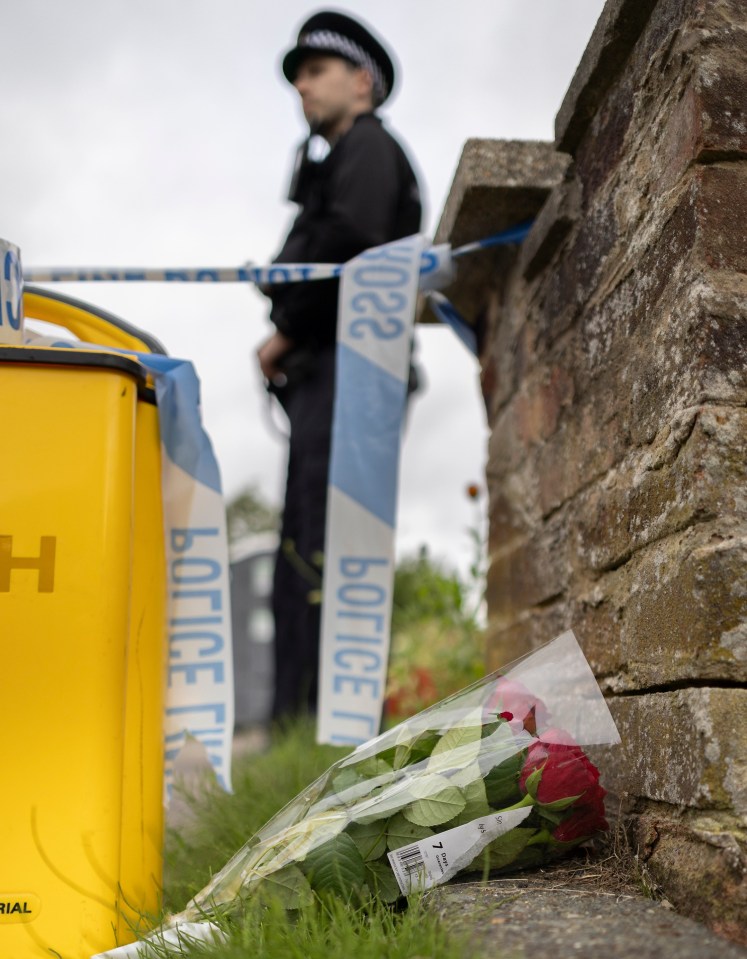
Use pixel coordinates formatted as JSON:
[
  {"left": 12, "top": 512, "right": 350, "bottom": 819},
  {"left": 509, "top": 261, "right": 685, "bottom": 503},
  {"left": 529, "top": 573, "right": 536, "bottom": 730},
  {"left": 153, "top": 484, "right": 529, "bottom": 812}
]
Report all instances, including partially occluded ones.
[{"left": 268, "top": 111, "right": 421, "bottom": 720}]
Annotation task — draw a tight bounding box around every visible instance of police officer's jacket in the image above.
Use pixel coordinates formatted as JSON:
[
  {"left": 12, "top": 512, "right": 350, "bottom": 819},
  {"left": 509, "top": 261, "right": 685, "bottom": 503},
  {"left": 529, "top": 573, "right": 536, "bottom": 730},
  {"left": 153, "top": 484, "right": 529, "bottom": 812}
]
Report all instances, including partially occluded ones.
[{"left": 269, "top": 112, "right": 422, "bottom": 350}]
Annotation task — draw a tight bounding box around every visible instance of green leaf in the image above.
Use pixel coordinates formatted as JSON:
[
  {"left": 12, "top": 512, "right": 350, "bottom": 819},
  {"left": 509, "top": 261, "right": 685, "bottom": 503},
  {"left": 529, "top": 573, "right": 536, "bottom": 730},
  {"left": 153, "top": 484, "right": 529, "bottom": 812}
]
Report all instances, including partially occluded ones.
[
  {"left": 466, "top": 827, "right": 536, "bottom": 874},
  {"left": 427, "top": 709, "right": 483, "bottom": 773},
  {"left": 537, "top": 793, "right": 582, "bottom": 812},
  {"left": 302, "top": 832, "right": 366, "bottom": 899},
  {"left": 386, "top": 812, "right": 434, "bottom": 851},
  {"left": 535, "top": 806, "right": 565, "bottom": 826},
  {"left": 351, "top": 789, "right": 412, "bottom": 825},
  {"left": 522, "top": 765, "right": 543, "bottom": 800},
  {"left": 483, "top": 750, "right": 524, "bottom": 808},
  {"left": 364, "top": 860, "right": 402, "bottom": 903},
  {"left": 255, "top": 864, "right": 314, "bottom": 910},
  {"left": 332, "top": 767, "right": 363, "bottom": 795},
  {"left": 403, "top": 777, "right": 467, "bottom": 827},
  {"left": 346, "top": 819, "right": 388, "bottom": 862},
  {"left": 353, "top": 757, "right": 394, "bottom": 780},
  {"left": 393, "top": 730, "right": 440, "bottom": 771},
  {"left": 444, "top": 777, "right": 491, "bottom": 827}
]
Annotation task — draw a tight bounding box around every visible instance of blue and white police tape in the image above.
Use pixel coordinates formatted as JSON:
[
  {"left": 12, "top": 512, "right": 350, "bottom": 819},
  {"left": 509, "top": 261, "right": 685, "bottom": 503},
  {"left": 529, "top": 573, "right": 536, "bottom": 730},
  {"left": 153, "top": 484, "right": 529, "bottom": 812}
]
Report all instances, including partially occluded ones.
[
  {"left": 1, "top": 237, "right": 24, "bottom": 344},
  {"left": 23, "top": 248, "right": 453, "bottom": 290},
  {"left": 450, "top": 219, "right": 533, "bottom": 257},
  {"left": 318, "top": 234, "right": 428, "bottom": 746},
  {"left": 24, "top": 330, "right": 234, "bottom": 800},
  {"left": 23, "top": 222, "right": 533, "bottom": 288},
  {"left": 426, "top": 292, "right": 477, "bottom": 356}
]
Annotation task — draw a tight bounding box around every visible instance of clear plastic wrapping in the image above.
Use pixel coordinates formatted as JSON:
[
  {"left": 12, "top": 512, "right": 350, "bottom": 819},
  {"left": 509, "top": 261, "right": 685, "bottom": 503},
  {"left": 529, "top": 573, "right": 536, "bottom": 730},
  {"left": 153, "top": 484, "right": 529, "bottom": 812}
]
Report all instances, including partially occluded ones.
[{"left": 97, "top": 630, "right": 620, "bottom": 957}]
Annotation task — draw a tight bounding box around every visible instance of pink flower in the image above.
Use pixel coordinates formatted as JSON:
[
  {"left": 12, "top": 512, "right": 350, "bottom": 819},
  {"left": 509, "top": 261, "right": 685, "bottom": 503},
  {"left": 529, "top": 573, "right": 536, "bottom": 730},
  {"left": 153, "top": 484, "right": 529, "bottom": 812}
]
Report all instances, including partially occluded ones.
[{"left": 484, "top": 678, "right": 550, "bottom": 734}]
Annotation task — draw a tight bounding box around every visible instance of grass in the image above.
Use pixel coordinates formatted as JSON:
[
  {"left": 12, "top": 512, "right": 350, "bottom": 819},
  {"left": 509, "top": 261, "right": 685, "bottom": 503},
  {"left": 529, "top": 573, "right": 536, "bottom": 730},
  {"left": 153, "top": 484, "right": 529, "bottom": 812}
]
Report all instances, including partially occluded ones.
[
  {"left": 155, "top": 550, "right": 486, "bottom": 955},
  {"left": 144, "top": 895, "right": 470, "bottom": 959},
  {"left": 160, "top": 721, "right": 472, "bottom": 958},
  {"left": 164, "top": 723, "right": 344, "bottom": 911}
]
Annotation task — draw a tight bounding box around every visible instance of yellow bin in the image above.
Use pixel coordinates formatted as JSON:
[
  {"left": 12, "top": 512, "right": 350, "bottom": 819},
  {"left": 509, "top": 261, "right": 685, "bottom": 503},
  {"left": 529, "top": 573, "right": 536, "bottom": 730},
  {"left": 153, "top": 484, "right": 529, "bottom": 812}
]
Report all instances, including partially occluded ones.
[{"left": 0, "top": 289, "right": 168, "bottom": 958}]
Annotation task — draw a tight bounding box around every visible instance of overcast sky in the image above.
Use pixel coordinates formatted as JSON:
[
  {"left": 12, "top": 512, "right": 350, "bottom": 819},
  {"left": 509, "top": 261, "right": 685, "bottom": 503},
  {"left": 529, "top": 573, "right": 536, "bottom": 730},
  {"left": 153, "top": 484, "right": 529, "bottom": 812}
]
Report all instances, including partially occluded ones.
[{"left": 2, "top": 0, "right": 605, "bottom": 576}]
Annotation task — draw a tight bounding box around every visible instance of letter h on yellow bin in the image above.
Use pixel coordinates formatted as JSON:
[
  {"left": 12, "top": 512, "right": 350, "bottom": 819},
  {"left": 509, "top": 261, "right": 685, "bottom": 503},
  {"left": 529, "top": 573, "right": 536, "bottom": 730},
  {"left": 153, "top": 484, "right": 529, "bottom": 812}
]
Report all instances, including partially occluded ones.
[{"left": 0, "top": 286, "right": 169, "bottom": 958}]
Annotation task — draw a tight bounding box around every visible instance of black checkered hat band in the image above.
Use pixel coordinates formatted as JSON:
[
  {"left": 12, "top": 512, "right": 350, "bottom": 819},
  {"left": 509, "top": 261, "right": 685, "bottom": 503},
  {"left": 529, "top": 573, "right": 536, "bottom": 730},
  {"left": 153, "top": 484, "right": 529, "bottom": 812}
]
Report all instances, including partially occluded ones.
[{"left": 299, "top": 29, "right": 388, "bottom": 102}]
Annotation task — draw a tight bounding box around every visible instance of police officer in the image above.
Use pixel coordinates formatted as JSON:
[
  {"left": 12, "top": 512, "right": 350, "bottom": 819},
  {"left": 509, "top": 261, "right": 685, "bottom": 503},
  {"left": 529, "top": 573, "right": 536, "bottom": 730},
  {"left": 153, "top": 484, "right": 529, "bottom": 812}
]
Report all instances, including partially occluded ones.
[{"left": 258, "top": 10, "right": 422, "bottom": 721}]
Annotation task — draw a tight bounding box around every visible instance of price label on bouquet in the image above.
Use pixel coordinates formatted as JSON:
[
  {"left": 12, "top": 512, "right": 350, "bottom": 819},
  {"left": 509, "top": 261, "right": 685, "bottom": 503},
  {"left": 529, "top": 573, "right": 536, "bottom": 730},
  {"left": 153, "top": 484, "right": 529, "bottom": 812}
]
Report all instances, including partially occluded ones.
[{"left": 387, "top": 806, "right": 533, "bottom": 895}]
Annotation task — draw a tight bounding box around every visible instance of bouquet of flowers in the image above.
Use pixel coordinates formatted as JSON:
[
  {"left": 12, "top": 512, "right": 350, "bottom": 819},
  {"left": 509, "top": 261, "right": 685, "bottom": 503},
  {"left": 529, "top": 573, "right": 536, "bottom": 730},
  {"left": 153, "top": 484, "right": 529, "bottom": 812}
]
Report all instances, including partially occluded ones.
[{"left": 97, "top": 630, "right": 619, "bottom": 957}]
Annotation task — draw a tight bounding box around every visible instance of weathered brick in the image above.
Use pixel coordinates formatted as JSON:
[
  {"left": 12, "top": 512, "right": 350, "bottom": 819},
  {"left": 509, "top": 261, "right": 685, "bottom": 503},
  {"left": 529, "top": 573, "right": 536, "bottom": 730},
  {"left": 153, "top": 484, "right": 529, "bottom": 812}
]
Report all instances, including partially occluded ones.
[
  {"left": 487, "top": 468, "right": 539, "bottom": 554},
  {"left": 486, "top": 515, "right": 570, "bottom": 620},
  {"left": 533, "top": 192, "right": 620, "bottom": 339},
  {"left": 571, "top": 522, "right": 747, "bottom": 688},
  {"left": 602, "top": 688, "right": 747, "bottom": 814},
  {"left": 555, "top": 0, "right": 660, "bottom": 154},
  {"left": 622, "top": 531, "right": 747, "bottom": 685},
  {"left": 568, "top": 586, "right": 629, "bottom": 680},
  {"left": 482, "top": 299, "right": 537, "bottom": 420},
  {"left": 697, "top": 165, "right": 747, "bottom": 274},
  {"left": 529, "top": 282, "right": 745, "bottom": 516},
  {"left": 576, "top": 405, "right": 747, "bottom": 573},
  {"left": 486, "top": 360, "right": 575, "bottom": 483},
  {"left": 483, "top": 607, "right": 568, "bottom": 675},
  {"left": 626, "top": 808, "right": 747, "bottom": 945},
  {"left": 625, "top": 282, "right": 747, "bottom": 444},
  {"left": 657, "top": 38, "right": 747, "bottom": 191},
  {"left": 535, "top": 386, "right": 629, "bottom": 518}
]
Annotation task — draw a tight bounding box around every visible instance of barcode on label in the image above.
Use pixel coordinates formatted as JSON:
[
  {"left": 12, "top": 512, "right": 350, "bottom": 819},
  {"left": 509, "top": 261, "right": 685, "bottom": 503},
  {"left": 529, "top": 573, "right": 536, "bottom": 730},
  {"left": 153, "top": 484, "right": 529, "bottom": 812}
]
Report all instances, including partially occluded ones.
[
  {"left": 388, "top": 841, "right": 428, "bottom": 894},
  {"left": 395, "top": 843, "right": 425, "bottom": 876}
]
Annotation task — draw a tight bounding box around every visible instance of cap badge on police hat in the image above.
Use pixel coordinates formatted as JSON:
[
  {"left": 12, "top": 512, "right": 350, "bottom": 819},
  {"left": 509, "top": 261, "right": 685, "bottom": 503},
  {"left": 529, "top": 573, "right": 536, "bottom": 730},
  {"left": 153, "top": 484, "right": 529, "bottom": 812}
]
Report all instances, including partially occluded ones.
[{"left": 282, "top": 10, "right": 396, "bottom": 105}]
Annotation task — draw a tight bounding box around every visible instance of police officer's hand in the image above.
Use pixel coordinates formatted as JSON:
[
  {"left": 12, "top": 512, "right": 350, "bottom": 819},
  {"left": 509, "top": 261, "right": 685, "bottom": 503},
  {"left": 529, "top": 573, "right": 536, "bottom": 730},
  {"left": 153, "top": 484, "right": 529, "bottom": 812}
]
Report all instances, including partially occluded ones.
[{"left": 257, "top": 331, "right": 295, "bottom": 382}]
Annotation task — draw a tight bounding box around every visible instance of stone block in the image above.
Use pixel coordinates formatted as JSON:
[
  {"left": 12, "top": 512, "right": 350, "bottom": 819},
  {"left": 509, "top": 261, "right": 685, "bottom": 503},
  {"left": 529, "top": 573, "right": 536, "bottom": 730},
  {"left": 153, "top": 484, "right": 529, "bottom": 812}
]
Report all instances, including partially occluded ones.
[
  {"left": 531, "top": 191, "right": 620, "bottom": 340},
  {"left": 516, "top": 278, "right": 745, "bottom": 518},
  {"left": 433, "top": 140, "right": 569, "bottom": 248},
  {"left": 534, "top": 395, "right": 628, "bottom": 519},
  {"left": 623, "top": 279, "right": 747, "bottom": 446},
  {"left": 572, "top": 521, "right": 747, "bottom": 688},
  {"left": 627, "top": 808, "right": 747, "bottom": 945},
  {"left": 562, "top": 1, "right": 747, "bottom": 213},
  {"left": 555, "top": 0, "right": 659, "bottom": 153},
  {"left": 486, "top": 467, "right": 540, "bottom": 554},
  {"left": 697, "top": 165, "right": 747, "bottom": 274},
  {"left": 601, "top": 688, "right": 747, "bottom": 815},
  {"left": 621, "top": 529, "right": 747, "bottom": 685},
  {"left": 519, "top": 176, "right": 580, "bottom": 280},
  {"left": 485, "top": 358, "right": 579, "bottom": 495},
  {"left": 483, "top": 605, "right": 568, "bottom": 675},
  {"left": 481, "top": 293, "right": 537, "bottom": 418},
  {"left": 566, "top": 166, "right": 747, "bottom": 396},
  {"left": 657, "top": 37, "right": 747, "bottom": 194},
  {"left": 485, "top": 514, "right": 570, "bottom": 620},
  {"left": 421, "top": 140, "right": 568, "bottom": 327},
  {"left": 576, "top": 405, "right": 747, "bottom": 574}
]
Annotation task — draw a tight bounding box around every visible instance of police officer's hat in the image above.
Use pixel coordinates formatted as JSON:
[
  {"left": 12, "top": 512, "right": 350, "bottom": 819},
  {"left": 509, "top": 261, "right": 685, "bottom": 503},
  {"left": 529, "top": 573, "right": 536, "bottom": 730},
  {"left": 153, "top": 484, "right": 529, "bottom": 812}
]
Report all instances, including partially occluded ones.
[{"left": 282, "top": 10, "right": 396, "bottom": 105}]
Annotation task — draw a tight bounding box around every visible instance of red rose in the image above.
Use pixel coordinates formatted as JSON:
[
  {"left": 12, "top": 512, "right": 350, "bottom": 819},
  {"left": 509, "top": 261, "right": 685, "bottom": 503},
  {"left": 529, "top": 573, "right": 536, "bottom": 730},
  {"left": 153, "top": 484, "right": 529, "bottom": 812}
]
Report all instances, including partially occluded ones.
[
  {"left": 484, "top": 678, "right": 550, "bottom": 734},
  {"left": 553, "top": 783, "right": 608, "bottom": 842},
  {"left": 519, "top": 728, "right": 601, "bottom": 805}
]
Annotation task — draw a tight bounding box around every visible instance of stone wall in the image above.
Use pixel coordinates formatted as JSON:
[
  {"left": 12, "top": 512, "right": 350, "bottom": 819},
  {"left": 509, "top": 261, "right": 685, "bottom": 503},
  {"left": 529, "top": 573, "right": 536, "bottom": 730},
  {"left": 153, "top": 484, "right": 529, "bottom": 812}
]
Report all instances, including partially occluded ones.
[{"left": 430, "top": 0, "right": 746, "bottom": 941}]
